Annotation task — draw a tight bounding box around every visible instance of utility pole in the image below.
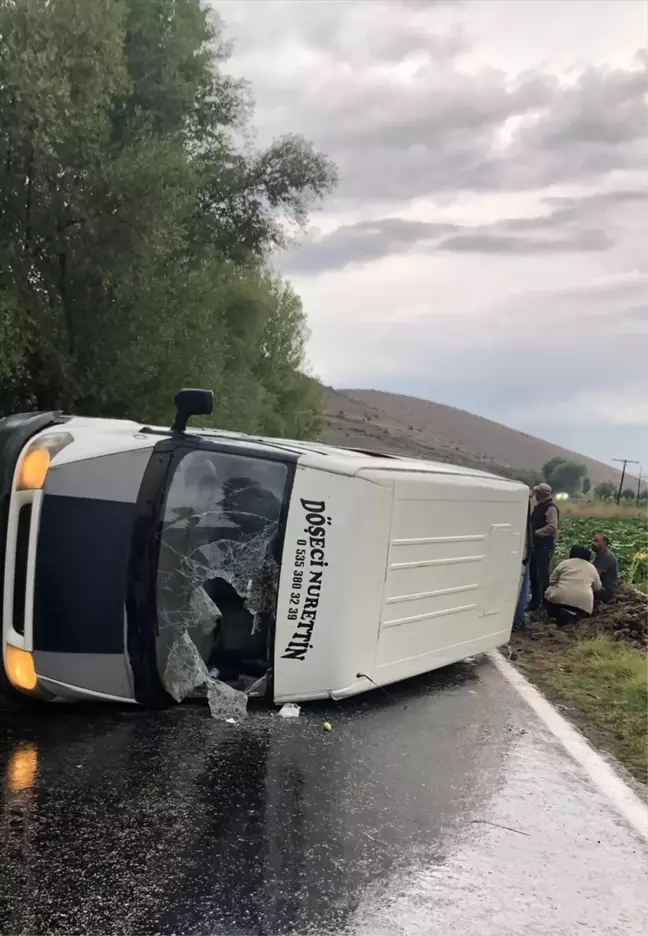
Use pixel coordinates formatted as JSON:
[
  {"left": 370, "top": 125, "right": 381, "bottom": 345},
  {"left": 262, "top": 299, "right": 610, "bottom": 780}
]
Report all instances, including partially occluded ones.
[
  {"left": 637, "top": 466, "right": 643, "bottom": 507},
  {"left": 613, "top": 458, "right": 639, "bottom": 505}
]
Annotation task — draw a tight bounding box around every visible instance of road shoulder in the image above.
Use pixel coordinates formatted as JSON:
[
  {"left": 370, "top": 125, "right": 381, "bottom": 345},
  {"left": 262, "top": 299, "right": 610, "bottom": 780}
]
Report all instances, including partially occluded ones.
[{"left": 491, "top": 649, "right": 648, "bottom": 844}]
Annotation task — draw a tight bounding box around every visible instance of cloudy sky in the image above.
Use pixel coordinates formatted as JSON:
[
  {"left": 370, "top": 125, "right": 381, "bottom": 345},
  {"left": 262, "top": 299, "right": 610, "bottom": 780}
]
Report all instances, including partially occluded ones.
[{"left": 214, "top": 0, "right": 647, "bottom": 468}]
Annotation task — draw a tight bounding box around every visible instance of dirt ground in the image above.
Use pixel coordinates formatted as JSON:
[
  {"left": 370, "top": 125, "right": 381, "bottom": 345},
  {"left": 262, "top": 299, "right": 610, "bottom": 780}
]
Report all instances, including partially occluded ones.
[{"left": 513, "top": 583, "right": 646, "bottom": 648}]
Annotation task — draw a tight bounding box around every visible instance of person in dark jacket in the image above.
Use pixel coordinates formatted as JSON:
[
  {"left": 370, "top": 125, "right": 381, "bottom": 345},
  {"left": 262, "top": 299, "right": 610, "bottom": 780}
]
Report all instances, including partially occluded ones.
[
  {"left": 591, "top": 532, "right": 619, "bottom": 604},
  {"left": 528, "top": 482, "right": 559, "bottom": 611}
]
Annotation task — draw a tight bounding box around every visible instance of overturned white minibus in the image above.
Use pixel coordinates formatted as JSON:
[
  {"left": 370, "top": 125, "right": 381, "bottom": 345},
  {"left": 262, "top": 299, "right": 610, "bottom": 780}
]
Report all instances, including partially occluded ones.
[{"left": 1, "top": 390, "right": 528, "bottom": 708}]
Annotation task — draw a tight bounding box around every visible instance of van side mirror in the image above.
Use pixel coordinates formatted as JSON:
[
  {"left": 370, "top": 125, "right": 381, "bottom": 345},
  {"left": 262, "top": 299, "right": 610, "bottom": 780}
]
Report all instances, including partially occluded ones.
[{"left": 171, "top": 388, "right": 214, "bottom": 433}]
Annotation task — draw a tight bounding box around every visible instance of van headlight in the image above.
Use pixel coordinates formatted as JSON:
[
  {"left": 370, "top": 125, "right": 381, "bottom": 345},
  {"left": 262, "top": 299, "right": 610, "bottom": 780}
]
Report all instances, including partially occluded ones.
[{"left": 17, "top": 432, "right": 73, "bottom": 491}]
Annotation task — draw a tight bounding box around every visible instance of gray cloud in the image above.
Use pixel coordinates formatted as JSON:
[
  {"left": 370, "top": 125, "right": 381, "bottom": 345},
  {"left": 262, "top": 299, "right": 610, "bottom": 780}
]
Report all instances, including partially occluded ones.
[
  {"left": 541, "top": 188, "right": 648, "bottom": 217},
  {"left": 395, "top": 0, "right": 465, "bottom": 7},
  {"left": 437, "top": 229, "right": 610, "bottom": 254},
  {"left": 325, "top": 59, "right": 647, "bottom": 202},
  {"left": 218, "top": 0, "right": 466, "bottom": 71},
  {"left": 520, "top": 58, "right": 648, "bottom": 152},
  {"left": 282, "top": 218, "right": 456, "bottom": 272},
  {"left": 218, "top": 1, "right": 647, "bottom": 204},
  {"left": 214, "top": 0, "right": 648, "bottom": 465},
  {"left": 281, "top": 188, "right": 645, "bottom": 272}
]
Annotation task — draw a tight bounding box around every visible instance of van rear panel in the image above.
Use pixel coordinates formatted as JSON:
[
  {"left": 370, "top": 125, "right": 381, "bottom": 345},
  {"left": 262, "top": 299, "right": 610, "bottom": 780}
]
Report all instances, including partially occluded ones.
[{"left": 375, "top": 472, "right": 525, "bottom": 686}]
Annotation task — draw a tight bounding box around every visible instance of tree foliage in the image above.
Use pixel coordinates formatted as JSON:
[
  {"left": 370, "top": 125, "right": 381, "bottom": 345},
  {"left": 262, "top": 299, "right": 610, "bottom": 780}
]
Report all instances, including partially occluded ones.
[
  {"left": 541, "top": 457, "right": 565, "bottom": 482},
  {"left": 593, "top": 481, "right": 617, "bottom": 502},
  {"left": 541, "top": 457, "right": 588, "bottom": 495},
  {"left": 0, "top": 0, "right": 336, "bottom": 435},
  {"left": 511, "top": 468, "right": 543, "bottom": 489}
]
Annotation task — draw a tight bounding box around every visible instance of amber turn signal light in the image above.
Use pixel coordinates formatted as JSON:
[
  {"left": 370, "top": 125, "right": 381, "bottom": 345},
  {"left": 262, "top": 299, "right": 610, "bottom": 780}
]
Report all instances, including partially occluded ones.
[
  {"left": 17, "top": 448, "right": 51, "bottom": 491},
  {"left": 4, "top": 645, "right": 38, "bottom": 691}
]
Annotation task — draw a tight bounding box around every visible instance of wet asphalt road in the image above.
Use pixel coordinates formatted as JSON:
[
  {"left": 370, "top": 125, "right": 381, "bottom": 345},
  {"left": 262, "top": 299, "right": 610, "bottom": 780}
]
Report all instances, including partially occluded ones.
[{"left": 1, "top": 656, "right": 646, "bottom": 936}]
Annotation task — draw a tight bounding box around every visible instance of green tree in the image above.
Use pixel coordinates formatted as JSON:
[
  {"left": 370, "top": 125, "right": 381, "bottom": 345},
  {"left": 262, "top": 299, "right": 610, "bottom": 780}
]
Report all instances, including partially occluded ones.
[
  {"left": 542, "top": 457, "right": 587, "bottom": 495},
  {"left": 553, "top": 461, "right": 588, "bottom": 495},
  {"left": 0, "top": 0, "right": 336, "bottom": 434},
  {"left": 542, "top": 457, "right": 566, "bottom": 483},
  {"left": 582, "top": 476, "right": 591, "bottom": 495},
  {"left": 594, "top": 481, "right": 617, "bottom": 501},
  {"left": 511, "top": 468, "right": 543, "bottom": 488},
  {"left": 622, "top": 488, "right": 635, "bottom": 502}
]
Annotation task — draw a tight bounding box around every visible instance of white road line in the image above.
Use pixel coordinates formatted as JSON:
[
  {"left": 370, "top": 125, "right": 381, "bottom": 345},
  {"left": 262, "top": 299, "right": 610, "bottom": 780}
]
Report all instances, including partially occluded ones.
[{"left": 489, "top": 650, "right": 648, "bottom": 843}]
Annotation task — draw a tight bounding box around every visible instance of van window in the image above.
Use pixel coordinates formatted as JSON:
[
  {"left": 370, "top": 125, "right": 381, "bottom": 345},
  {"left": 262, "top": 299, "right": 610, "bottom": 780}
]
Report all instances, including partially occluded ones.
[{"left": 154, "top": 449, "right": 290, "bottom": 701}]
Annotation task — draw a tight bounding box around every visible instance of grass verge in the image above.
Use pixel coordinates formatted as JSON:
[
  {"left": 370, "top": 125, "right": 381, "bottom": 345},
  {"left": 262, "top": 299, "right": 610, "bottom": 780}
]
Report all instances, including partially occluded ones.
[{"left": 511, "top": 629, "right": 647, "bottom": 784}]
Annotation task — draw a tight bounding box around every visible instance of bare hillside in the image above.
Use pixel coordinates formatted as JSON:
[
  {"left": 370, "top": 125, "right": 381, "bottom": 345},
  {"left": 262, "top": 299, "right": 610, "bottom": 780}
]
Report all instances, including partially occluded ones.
[{"left": 320, "top": 387, "right": 634, "bottom": 488}]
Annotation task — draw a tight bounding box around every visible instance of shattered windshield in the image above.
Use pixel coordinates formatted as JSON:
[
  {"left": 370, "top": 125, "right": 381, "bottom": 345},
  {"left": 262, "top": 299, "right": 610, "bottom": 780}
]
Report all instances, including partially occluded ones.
[{"left": 155, "top": 448, "right": 289, "bottom": 707}]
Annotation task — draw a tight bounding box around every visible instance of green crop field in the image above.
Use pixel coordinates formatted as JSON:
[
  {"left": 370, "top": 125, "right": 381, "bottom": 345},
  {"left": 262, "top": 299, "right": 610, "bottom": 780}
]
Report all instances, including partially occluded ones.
[{"left": 555, "top": 515, "right": 648, "bottom": 585}]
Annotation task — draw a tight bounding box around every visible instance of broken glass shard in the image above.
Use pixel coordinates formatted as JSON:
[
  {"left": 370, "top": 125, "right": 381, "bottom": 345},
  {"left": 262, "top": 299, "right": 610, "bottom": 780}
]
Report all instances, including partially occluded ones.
[
  {"left": 199, "top": 522, "right": 279, "bottom": 635},
  {"left": 207, "top": 678, "right": 248, "bottom": 721},
  {"left": 164, "top": 631, "right": 210, "bottom": 703}
]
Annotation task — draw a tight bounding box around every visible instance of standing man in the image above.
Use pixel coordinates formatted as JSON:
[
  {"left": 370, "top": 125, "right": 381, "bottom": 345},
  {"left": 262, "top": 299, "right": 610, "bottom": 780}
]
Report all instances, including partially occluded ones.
[
  {"left": 591, "top": 533, "right": 619, "bottom": 604},
  {"left": 528, "top": 482, "right": 559, "bottom": 611}
]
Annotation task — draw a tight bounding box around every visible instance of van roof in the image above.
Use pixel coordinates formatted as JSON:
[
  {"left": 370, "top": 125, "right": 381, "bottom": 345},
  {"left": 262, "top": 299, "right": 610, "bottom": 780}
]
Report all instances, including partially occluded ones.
[
  {"left": 61, "top": 416, "right": 525, "bottom": 487},
  {"left": 185, "top": 428, "right": 520, "bottom": 484}
]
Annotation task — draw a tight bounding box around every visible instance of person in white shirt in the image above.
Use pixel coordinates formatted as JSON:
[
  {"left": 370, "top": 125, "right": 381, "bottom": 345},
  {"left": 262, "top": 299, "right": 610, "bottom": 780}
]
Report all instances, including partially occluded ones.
[{"left": 544, "top": 545, "right": 602, "bottom": 623}]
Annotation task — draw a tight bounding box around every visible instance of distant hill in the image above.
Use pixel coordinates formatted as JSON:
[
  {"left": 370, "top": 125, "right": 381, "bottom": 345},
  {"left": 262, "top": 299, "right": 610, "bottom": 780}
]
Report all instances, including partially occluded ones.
[{"left": 320, "top": 387, "right": 637, "bottom": 489}]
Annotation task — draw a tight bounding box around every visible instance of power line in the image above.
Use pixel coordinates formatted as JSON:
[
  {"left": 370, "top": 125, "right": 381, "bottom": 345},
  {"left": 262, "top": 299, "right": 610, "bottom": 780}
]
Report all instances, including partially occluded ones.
[{"left": 612, "top": 458, "right": 639, "bottom": 506}]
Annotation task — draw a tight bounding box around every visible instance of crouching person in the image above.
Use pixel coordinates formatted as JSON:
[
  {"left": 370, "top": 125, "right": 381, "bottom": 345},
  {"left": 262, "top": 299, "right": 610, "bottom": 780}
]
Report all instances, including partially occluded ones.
[
  {"left": 544, "top": 545, "right": 602, "bottom": 625},
  {"left": 591, "top": 533, "right": 619, "bottom": 606}
]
